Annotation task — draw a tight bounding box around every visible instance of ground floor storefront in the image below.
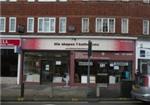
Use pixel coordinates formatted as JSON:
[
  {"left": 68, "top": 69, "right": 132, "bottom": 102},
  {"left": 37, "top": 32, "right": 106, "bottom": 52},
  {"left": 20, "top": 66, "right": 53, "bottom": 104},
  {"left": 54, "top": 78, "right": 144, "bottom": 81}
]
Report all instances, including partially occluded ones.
[
  {"left": 136, "top": 40, "right": 150, "bottom": 74},
  {"left": 0, "top": 38, "right": 21, "bottom": 84},
  {"left": 21, "top": 37, "right": 136, "bottom": 88}
]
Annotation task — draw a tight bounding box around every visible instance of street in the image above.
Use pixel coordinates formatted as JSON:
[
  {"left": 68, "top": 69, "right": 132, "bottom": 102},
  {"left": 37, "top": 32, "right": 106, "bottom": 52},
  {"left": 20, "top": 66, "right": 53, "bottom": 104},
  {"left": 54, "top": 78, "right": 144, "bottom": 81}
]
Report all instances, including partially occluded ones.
[{"left": 1, "top": 101, "right": 148, "bottom": 105}]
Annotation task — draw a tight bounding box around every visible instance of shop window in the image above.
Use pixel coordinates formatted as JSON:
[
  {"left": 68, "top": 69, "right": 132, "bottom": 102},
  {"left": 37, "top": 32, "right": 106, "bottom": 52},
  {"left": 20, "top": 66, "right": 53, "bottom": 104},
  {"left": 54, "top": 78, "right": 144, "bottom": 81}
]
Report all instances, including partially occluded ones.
[
  {"left": 24, "top": 52, "right": 69, "bottom": 83},
  {"left": 96, "top": 61, "right": 109, "bottom": 83},
  {"left": 139, "top": 60, "right": 150, "bottom": 75},
  {"left": 75, "top": 60, "right": 132, "bottom": 84},
  {"left": 140, "top": 50, "right": 145, "bottom": 57},
  {"left": 75, "top": 60, "right": 96, "bottom": 84}
]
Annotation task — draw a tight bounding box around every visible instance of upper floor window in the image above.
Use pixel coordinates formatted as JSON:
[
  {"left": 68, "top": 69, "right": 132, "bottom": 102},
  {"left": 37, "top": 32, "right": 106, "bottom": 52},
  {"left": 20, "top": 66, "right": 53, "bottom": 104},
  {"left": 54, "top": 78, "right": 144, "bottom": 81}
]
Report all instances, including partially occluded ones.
[
  {"left": 27, "top": 17, "right": 34, "bottom": 33},
  {"left": 96, "top": 18, "right": 115, "bottom": 33},
  {"left": 143, "top": 0, "right": 150, "bottom": 3},
  {"left": 143, "top": 20, "right": 149, "bottom": 35},
  {"left": 0, "top": 0, "right": 17, "bottom": 2},
  {"left": 28, "top": 0, "right": 67, "bottom": 1},
  {"left": 0, "top": 0, "right": 6, "bottom": 1},
  {"left": 82, "top": 18, "right": 89, "bottom": 33},
  {"left": 121, "top": 18, "right": 129, "bottom": 34},
  {"left": 28, "top": 0, "right": 35, "bottom": 2},
  {"left": 9, "top": 0, "right": 17, "bottom": 2},
  {"left": 59, "top": 17, "right": 67, "bottom": 33},
  {"left": 59, "top": 0, "right": 67, "bottom": 1},
  {"left": 9, "top": 17, "right": 16, "bottom": 32},
  {"left": 0, "top": 17, "right": 6, "bottom": 32},
  {"left": 38, "top": 0, "right": 56, "bottom": 2},
  {"left": 38, "top": 17, "right": 56, "bottom": 33}
]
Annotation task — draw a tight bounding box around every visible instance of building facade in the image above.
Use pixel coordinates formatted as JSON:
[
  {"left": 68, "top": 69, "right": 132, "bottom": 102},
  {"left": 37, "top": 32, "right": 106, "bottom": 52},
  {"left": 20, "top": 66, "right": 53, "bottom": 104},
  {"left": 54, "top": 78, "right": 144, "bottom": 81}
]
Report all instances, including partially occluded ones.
[
  {"left": 136, "top": 38, "right": 150, "bottom": 76},
  {"left": 0, "top": 0, "right": 150, "bottom": 92}
]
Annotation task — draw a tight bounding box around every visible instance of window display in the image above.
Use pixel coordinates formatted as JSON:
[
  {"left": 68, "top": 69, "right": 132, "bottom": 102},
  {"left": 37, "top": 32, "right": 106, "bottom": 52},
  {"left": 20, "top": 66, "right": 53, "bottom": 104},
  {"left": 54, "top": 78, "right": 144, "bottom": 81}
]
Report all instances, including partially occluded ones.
[
  {"left": 23, "top": 51, "right": 69, "bottom": 83},
  {"left": 74, "top": 60, "right": 132, "bottom": 84}
]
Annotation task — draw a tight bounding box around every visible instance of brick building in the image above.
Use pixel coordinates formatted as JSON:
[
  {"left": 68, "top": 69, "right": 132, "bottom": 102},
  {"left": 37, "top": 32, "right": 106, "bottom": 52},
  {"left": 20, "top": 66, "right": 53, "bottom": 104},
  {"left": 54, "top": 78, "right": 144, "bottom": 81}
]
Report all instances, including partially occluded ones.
[{"left": 0, "top": 0, "right": 150, "bottom": 92}]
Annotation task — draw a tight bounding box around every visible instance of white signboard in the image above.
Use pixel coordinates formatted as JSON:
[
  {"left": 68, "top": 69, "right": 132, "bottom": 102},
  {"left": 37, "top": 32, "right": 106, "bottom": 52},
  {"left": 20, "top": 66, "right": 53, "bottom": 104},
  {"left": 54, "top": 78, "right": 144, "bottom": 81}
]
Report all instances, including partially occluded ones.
[
  {"left": 22, "top": 38, "right": 134, "bottom": 51},
  {"left": 137, "top": 41, "right": 150, "bottom": 59}
]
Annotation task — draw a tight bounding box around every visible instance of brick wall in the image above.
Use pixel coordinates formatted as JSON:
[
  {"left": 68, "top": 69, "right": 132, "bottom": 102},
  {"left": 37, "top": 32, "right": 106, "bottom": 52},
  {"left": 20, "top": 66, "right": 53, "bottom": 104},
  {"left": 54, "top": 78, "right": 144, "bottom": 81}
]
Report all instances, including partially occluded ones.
[{"left": 1, "top": 1, "right": 150, "bottom": 35}]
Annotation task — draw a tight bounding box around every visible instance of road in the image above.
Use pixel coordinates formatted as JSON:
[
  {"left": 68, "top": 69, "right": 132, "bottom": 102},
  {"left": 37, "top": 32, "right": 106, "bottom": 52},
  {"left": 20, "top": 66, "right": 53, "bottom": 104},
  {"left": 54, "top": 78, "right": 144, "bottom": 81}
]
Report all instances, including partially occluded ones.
[{"left": 1, "top": 101, "right": 147, "bottom": 105}]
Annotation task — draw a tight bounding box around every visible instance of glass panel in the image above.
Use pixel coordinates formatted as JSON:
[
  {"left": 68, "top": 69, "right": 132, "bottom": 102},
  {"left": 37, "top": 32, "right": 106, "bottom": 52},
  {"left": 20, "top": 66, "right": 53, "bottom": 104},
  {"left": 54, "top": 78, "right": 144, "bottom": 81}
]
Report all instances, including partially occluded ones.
[
  {"left": 10, "top": 18, "right": 16, "bottom": 32},
  {"left": 24, "top": 52, "right": 69, "bottom": 83},
  {"left": 27, "top": 18, "right": 34, "bottom": 32},
  {"left": 44, "top": 18, "right": 50, "bottom": 32},
  {"left": 59, "top": 17, "right": 66, "bottom": 33},
  {"left": 143, "top": 20, "right": 149, "bottom": 35},
  {"left": 82, "top": 18, "right": 89, "bottom": 32},
  {"left": 122, "top": 18, "right": 128, "bottom": 33},
  {"left": 38, "top": 18, "right": 43, "bottom": 32},
  {"left": 96, "top": 18, "right": 102, "bottom": 32},
  {"left": 109, "top": 19, "right": 115, "bottom": 33},
  {"left": 0, "top": 18, "right": 5, "bottom": 32},
  {"left": 50, "top": 18, "right": 55, "bottom": 32},
  {"left": 103, "top": 18, "right": 108, "bottom": 32}
]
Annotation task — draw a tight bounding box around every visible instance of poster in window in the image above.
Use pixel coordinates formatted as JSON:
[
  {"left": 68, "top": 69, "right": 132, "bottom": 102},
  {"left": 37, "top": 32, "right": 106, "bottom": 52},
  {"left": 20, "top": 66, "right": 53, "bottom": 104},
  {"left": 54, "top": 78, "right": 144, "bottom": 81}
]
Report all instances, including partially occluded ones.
[
  {"left": 114, "top": 66, "right": 119, "bottom": 70},
  {"left": 45, "top": 65, "right": 49, "bottom": 71},
  {"left": 56, "top": 61, "right": 61, "bottom": 65}
]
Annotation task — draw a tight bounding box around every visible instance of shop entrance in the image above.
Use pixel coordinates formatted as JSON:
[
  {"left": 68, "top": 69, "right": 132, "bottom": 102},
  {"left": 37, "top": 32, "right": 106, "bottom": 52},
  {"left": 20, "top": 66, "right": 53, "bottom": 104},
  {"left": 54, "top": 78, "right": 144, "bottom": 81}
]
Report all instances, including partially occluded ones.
[
  {"left": 1, "top": 49, "right": 18, "bottom": 77},
  {"left": 24, "top": 51, "right": 69, "bottom": 84},
  {"left": 41, "top": 60, "right": 54, "bottom": 83}
]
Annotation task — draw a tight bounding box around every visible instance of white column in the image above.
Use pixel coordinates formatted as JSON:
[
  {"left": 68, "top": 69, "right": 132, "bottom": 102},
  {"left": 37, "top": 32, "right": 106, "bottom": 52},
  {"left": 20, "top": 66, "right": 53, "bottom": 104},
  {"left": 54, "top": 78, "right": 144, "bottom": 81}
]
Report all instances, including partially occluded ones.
[{"left": 17, "top": 53, "right": 21, "bottom": 84}]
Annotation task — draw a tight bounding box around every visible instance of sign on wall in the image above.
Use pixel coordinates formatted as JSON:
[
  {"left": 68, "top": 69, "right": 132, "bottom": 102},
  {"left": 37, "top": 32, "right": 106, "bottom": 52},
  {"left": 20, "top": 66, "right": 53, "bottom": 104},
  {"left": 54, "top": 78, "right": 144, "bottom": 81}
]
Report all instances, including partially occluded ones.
[
  {"left": 0, "top": 39, "right": 21, "bottom": 47},
  {"left": 137, "top": 41, "right": 150, "bottom": 59},
  {"left": 22, "top": 38, "right": 134, "bottom": 51}
]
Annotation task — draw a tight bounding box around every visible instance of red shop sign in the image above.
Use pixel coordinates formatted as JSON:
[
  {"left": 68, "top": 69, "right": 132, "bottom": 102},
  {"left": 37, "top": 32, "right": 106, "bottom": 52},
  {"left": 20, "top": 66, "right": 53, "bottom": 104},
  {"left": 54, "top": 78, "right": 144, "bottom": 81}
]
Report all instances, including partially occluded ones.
[{"left": 0, "top": 39, "right": 20, "bottom": 46}]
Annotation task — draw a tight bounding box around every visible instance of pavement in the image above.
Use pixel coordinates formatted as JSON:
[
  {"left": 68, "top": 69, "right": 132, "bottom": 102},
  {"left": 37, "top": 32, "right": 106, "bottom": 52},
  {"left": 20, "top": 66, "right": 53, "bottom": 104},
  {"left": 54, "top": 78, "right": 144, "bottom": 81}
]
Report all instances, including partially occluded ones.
[{"left": 0, "top": 83, "right": 133, "bottom": 102}]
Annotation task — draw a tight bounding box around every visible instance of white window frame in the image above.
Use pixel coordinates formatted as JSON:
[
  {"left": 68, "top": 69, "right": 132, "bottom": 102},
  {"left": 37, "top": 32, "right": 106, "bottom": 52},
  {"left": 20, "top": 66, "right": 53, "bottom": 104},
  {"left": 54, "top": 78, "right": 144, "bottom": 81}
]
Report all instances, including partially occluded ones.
[
  {"left": 28, "top": 0, "right": 35, "bottom": 2},
  {"left": 109, "top": 18, "right": 115, "bottom": 33},
  {"left": 143, "top": 20, "right": 149, "bottom": 35},
  {"left": 143, "top": 0, "right": 150, "bottom": 3},
  {"left": 9, "top": 0, "right": 17, "bottom": 2},
  {"left": 9, "top": 17, "right": 16, "bottom": 32},
  {"left": 0, "top": 17, "right": 6, "bottom": 32},
  {"left": 27, "top": 17, "right": 34, "bottom": 33},
  {"left": 0, "top": 0, "right": 17, "bottom": 1},
  {"left": 38, "top": 0, "right": 56, "bottom": 2},
  {"left": 121, "top": 18, "right": 129, "bottom": 34},
  {"left": 38, "top": 17, "right": 56, "bottom": 33},
  {"left": 96, "top": 18, "right": 115, "bottom": 33},
  {"left": 0, "top": 0, "right": 7, "bottom": 2},
  {"left": 59, "top": 0, "right": 67, "bottom": 2},
  {"left": 59, "top": 17, "right": 67, "bottom": 33},
  {"left": 82, "top": 18, "right": 89, "bottom": 33}
]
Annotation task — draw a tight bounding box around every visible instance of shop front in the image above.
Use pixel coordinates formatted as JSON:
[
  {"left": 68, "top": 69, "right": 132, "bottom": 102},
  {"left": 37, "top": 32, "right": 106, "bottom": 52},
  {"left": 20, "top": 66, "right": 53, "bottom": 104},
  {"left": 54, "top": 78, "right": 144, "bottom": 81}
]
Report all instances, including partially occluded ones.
[
  {"left": 21, "top": 37, "right": 136, "bottom": 88},
  {"left": 0, "top": 38, "right": 21, "bottom": 84},
  {"left": 136, "top": 41, "right": 150, "bottom": 75}
]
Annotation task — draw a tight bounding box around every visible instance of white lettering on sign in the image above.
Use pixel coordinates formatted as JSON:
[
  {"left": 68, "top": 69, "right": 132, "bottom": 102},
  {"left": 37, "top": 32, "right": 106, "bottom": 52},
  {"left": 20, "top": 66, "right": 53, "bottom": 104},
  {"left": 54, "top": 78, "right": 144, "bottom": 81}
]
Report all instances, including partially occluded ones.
[
  {"left": 0, "top": 39, "right": 20, "bottom": 47},
  {"left": 0, "top": 40, "right": 8, "bottom": 45}
]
